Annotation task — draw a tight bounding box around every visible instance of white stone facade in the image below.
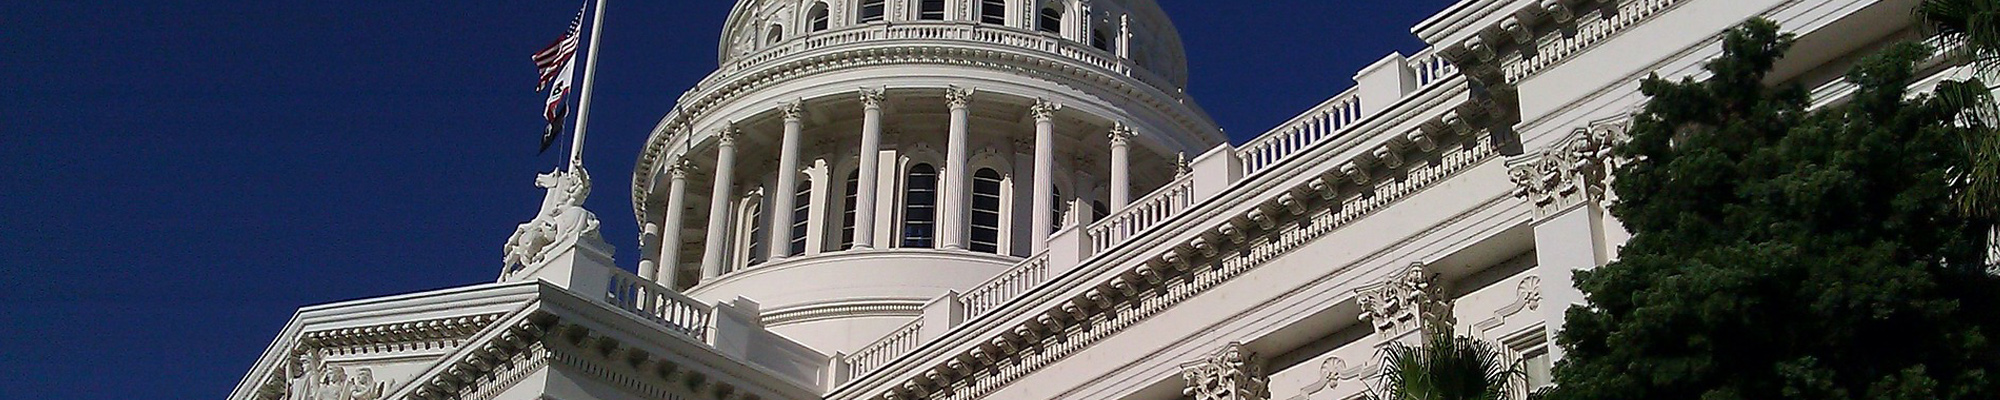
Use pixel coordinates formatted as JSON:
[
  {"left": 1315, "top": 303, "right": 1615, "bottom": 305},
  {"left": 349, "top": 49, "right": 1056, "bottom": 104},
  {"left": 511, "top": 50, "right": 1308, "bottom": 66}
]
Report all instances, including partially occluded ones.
[{"left": 230, "top": 1, "right": 1957, "bottom": 400}]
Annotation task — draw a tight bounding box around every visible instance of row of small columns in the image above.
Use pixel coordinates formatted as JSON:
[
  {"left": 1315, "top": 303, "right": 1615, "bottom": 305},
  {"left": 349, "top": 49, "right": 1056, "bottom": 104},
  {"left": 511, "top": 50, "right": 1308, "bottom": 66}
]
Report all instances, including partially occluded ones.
[{"left": 640, "top": 87, "right": 1140, "bottom": 289}]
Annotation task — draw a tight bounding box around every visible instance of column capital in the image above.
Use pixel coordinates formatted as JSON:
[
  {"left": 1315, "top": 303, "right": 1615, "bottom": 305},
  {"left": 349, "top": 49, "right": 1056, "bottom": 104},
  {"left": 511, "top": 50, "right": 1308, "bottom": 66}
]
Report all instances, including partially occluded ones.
[
  {"left": 860, "top": 87, "right": 887, "bottom": 109},
  {"left": 1507, "top": 118, "right": 1628, "bottom": 219},
  {"left": 1030, "top": 99, "right": 1063, "bottom": 121},
  {"left": 945, "top": 85, "right": 977, "bottom": 110},
  {"left": 716, "top": 125, "right": 741, "bottom": 146},
  {"left": 780, "top": 100, "right": 806, "bottom": 121},
  {"left": 1109, "top": 122, "right": 1136, "bottom": 146},
  {"left": 667, "top": 160, "right": 691, "bottom": 179},
  {"left": 1179, "top": 342, "right": 1270, "bottom": 400}
]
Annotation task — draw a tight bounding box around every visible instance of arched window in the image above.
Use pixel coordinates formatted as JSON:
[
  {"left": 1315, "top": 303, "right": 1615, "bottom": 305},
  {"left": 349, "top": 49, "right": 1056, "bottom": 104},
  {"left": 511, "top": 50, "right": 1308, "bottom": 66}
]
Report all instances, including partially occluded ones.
[
  {"left": 745, "top": 196, "right": 767, "bottom": 267},
  {"left": 840, "top": 170, "right": 860, "bottom": 249},
  {"left": 767, "top": 25, "right": 784, "bottom": 45},
  {"left": 970, "top": 169, "right": 1004, "bottom": 254},
  {"left": 789, "top": 180, "right": 811, "bottom": 256},
  {"left": 903, "top": 164, "right": 938, "bottom": 248},
  {"left": 859, "top": 0, "right": 887, "bottom": 23},
  {"left": 808, "top": 2, "right": 832, "bottom": 32},
  {"left": 1091, "top": 200, "right": 1109, "bottom": 222},
  {"left": 1038, "top": 6, "right": 1063, "bottom": 34},
  {"left": 980, "top": 0, "right": 1007, "bottom": 24},
  {"left": 919, "top": 0, "right": 946, "bottom": 20},
  {"left": 1091, "top": 28, "right": 1110, "bottom": 51}
]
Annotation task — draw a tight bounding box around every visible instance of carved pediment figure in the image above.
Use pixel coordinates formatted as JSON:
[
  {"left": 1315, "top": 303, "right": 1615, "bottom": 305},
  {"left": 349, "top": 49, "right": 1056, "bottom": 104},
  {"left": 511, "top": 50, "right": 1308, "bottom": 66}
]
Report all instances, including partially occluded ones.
[
  {"left": 346, "top": 368, "right": 390, "bottom": 400},
  {"left": 502, "top": 166, "right": 602, "bottom": 279},
  {"left": 313, "top": 366, "right": 348, "bottom": 400},
  {"left": 1180, "top": 342, "right": 1269, "bottom": 400},
  {"left": 285, "top": 351, "right": 321, "bottom": 400}
]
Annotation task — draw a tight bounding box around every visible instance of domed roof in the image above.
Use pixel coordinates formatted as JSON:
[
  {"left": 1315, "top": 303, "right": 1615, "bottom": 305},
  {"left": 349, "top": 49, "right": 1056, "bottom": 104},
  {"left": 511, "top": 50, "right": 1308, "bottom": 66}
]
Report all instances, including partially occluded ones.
[{"left": 714, "top": 0, "right": 1190, "bottom": 84}]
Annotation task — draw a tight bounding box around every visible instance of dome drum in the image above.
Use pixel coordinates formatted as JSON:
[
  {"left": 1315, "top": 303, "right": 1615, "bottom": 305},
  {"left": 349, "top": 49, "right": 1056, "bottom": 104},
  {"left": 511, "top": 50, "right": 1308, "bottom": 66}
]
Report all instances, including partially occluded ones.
[{"left": 626, "top": 0, "right": 1221, "bottom": 359}]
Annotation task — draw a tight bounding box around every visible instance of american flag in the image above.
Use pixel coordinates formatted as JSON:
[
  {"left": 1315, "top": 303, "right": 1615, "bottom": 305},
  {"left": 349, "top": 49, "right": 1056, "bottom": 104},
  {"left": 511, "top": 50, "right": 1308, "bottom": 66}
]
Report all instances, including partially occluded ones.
[
  {"left": 534, "top": 5, "right": 586, "bottom": 153},
  {"left": 535, "top": 7, "right": 584, "bottom": 91}
]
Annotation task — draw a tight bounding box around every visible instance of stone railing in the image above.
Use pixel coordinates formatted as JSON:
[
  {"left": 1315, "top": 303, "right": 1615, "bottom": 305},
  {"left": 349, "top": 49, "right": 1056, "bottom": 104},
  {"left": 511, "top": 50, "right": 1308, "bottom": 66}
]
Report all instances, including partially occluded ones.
[
  {"left": 606, "top": 269, "right": 713, "bottom": 341},
  {"left": 1238, "top": 50, "right": 1458, "bottom": 177},
  {"left": 693, "top": 22, "right": 1183, "bottom": 103},
  {"left": 1085, "top": 175, "right": 1198, "bottom": 255},
  {"left": 1410, "top": 48, "right": 1458, "bottom": 88},
  {"left": 848, "top": 317, "right": 926, "bottom": 379},
  {"left": 962, "top": 253, "right": 1054, "bottom": 319},
  {"left": 1238, "top": 89, "right": 1365, "bottom": 176}
]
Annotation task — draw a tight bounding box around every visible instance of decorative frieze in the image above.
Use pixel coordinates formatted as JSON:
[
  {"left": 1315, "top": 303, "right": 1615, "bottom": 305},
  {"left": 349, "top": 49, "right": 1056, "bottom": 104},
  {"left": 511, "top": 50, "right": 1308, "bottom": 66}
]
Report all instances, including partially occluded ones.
[
  {"left": 1506, "top": 118, "right": 1628, "bottom": 219},
  {"left": 1180, "top": 342, "right": 1269, "bottom": 400}
]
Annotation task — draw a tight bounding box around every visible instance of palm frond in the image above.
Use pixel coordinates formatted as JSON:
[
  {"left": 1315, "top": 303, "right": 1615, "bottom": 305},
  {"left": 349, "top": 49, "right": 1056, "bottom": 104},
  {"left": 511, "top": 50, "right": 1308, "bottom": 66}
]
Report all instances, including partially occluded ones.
[{"left": 1369, "top": 330, "right": 1529, "bottom": 400}]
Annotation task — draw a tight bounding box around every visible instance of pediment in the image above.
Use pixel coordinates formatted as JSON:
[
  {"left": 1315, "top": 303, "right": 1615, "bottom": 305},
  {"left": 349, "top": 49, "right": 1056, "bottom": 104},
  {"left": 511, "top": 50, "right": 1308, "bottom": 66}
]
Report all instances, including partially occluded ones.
[{"left": 229, "top": 282, "right": 544, "bottom": 400}]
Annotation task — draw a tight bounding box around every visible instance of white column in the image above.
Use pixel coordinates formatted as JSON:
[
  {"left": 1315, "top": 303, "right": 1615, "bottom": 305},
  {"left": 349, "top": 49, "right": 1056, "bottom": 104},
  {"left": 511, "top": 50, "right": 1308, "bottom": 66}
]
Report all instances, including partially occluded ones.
[
  {"left": 701, "top": 129, "right": 740, "bottom": 280},
  {"left": 1109, "top": 122, "right": 1134, "bottom": 211},
  {"left": 940, "top": 86, "right": 976, "bottom": 250},
  {"left": 1030, "top": 99, "right": 1062, "bottom": 253},
  {"left": 770, "top": 101, "right": 806, "bottom": 261},
  {"left": 853, "top": 88, "right": 886, "bottom": 249},
  {"left": 658, "top": 162, "right": 690, "bottom": 289},
  {"left": 1116, "top": 14, "right": 1131, "bottom": 59},
  {"left": 638, "top": 222, "right": 662, "bottom": 281}
]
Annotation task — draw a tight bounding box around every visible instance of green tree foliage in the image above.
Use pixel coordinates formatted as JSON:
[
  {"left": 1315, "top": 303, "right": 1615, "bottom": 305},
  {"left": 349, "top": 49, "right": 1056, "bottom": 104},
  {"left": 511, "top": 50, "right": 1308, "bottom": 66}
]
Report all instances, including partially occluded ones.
[
  {"left": 1548, "top": 19, "right": 2000, "bottom": 400},
  {"left": 1369, "top": 329, "right": 1527, "bottom": 400},
  {"left": 1918, "top": 0, "right": 2000, "bottom": 219}
]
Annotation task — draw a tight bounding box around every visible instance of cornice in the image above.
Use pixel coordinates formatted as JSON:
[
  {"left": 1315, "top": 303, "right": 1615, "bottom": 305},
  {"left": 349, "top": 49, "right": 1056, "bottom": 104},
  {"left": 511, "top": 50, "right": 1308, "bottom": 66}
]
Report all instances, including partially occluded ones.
[
  {"left": 304, "top": 314, "right": 506, "bottom": 349},
  {"left": 763, "top": 298, "right": 929, "bottom": 327},
  {"left": 390, "top": 287, "right": 822, "bottom": 400}
]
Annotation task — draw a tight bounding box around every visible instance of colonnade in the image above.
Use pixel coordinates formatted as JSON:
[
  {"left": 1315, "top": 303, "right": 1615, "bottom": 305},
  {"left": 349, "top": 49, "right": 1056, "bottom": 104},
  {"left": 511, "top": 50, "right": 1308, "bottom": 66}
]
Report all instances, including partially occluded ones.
[{"left": 645, "top": 87, "right": 1142, "bottom": 289}]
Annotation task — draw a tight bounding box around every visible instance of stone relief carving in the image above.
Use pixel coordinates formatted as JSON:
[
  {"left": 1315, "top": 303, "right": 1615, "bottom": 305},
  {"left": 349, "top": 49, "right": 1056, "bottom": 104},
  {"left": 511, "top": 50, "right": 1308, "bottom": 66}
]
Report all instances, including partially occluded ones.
[
  {"left": 502, "top": 165, "right": 602, "bottom": 279},
  {"left": 1354, "top": 263, "right": 1452, "bottom": 339},
  {"left": 1181, "top": 342, "right": 1270, "bottom": 400},
  {"left": 1507, "top": 118, "right": 1629, "bottom": 218},
  {"left": 283, "top": 352, "right": 394, "bottom": 400}
]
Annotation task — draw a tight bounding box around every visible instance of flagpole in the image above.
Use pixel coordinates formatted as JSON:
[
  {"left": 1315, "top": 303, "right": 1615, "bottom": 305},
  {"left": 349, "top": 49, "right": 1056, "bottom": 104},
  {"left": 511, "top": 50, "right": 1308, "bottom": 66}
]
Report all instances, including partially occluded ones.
[{"left": 565, "top": 0, "right": 610, "bottom": 171}]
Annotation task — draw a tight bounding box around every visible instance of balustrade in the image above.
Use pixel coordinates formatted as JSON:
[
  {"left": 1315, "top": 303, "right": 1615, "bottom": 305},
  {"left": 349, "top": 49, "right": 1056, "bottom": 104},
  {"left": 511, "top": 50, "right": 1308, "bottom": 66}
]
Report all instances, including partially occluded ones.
[
  {"left": 606, "top": 269, "right": 713, "bottom": 341},
  {"left": 1085, "top": 176, "right": 1197, "bottom": 255},
  {"left": 847, "top": 317, "right": 926, "bottom": 379},
  {"left": 962, "top": 253, "right": 1054, "bottom": 319},
  {"left": 1239, "top": 91, "right": 1365, "bottom": 176}
]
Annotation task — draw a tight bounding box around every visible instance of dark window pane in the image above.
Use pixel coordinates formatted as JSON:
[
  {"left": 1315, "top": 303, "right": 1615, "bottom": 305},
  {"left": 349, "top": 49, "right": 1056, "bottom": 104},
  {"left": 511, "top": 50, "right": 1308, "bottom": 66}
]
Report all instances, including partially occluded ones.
[
  {"left": 981, "top": 0, "right": 1006, "bottom": 24},
  {"left": 860, "top": 0, "right": 886, "bottom": 23}
]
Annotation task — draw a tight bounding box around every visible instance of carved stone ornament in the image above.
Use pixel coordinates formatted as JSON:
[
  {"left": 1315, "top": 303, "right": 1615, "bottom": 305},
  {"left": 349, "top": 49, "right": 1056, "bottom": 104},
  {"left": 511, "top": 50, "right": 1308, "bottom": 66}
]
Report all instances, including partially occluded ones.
[
  {"left": 283, "top": 351, "right": 395, "bottom": 400},
  {"left": 1109, "top": 122, "right": 1136, "bottom": 146},
  {"left": 501, "top": 165, "right": 602, "bottom": 280},
  {"left": 1353, "top": 263, "right": 1452, "bottom": 338},
  {"left": 945, "top": 85, "right": 976, "bottom": 109},
  {"left": 1030, "top": 99, "right": 1063, "bottom": 121},
  {"left": 859, "top": 87, "right": 886, "bottom": 109},
  {"left": 1180, "top": 342, "right": 1270, "bottom": 400},
  {"left": 1507, "top": 118, "right": 1629, "bottom": 219}
]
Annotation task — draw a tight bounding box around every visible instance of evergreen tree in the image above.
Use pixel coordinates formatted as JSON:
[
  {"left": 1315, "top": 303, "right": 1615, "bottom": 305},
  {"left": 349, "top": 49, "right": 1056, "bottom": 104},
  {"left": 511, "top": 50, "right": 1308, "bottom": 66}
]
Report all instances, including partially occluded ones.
[{"left": 1548, "top": 19, "right": 2000, "bottom": 400}]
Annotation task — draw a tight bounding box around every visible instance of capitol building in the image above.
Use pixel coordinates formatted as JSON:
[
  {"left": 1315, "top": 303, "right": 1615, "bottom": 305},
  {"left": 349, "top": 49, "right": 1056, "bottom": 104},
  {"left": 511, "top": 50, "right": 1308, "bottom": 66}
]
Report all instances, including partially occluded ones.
[{"left": 228, "top": 0, "right": 1953, "bottom": 400}]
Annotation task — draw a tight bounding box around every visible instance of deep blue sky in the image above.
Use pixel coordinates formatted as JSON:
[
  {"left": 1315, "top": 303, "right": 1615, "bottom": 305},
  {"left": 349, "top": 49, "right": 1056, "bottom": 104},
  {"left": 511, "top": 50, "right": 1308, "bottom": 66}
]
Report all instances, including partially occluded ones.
[{"left": 0, "top": 1, "right": 1447, "bottom": 398}]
